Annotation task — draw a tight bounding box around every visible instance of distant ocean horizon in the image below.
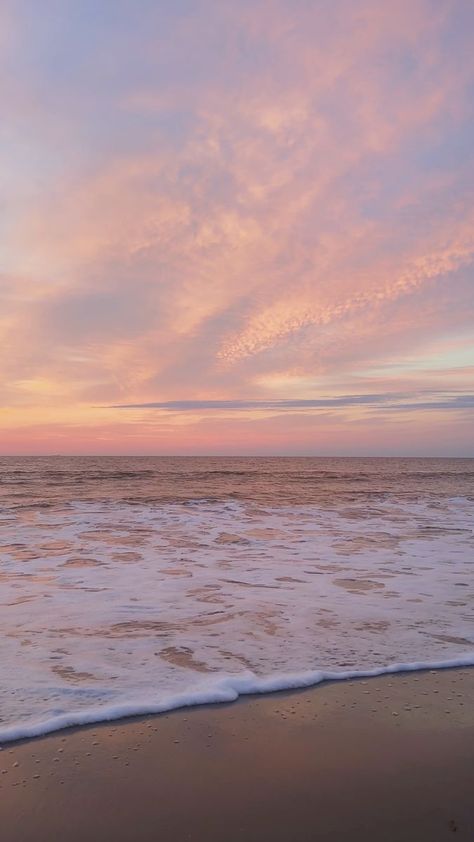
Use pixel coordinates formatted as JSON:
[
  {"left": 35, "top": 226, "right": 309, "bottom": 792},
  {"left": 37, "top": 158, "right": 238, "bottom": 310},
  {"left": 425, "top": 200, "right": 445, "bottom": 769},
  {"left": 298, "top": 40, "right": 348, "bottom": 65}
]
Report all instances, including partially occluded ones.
[
  {"left": 1, "top": 456, "right": 473, "bottom": 742},
  {"left": 2, "top": 452, "right": 473, "bottom": 457}
]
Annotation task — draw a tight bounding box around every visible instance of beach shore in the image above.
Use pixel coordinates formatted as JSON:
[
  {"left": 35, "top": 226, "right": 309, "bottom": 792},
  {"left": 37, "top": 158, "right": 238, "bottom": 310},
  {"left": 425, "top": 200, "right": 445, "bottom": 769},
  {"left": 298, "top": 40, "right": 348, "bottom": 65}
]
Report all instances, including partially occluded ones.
[{"left": 1, "top": 667, "right": 472, "bottom": 841}]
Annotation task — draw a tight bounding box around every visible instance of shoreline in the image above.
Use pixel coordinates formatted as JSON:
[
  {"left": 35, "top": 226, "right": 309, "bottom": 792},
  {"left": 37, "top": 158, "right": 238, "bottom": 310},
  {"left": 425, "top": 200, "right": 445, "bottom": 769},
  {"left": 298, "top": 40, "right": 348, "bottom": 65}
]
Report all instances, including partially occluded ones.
[
  {"left": 2, "top": 654, "right": 474, "bottom": 746},
  {"left": 1, "top": 667, "right": 473, "bottom": 841}
]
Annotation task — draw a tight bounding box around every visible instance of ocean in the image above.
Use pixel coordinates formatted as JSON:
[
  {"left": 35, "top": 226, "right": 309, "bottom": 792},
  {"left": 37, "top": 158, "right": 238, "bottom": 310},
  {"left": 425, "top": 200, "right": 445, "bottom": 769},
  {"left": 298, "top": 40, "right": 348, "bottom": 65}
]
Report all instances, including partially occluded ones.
[{"left": 0, "top": 456, "right": 473, "bottom": 742}]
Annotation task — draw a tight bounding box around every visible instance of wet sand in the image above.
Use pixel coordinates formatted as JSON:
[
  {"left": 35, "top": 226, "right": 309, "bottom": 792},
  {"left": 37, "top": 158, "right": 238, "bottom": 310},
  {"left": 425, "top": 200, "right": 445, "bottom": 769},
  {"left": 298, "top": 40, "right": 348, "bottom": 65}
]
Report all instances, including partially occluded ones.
[{"left": 1, "top": 668, "right": 473, "bottom": 842}]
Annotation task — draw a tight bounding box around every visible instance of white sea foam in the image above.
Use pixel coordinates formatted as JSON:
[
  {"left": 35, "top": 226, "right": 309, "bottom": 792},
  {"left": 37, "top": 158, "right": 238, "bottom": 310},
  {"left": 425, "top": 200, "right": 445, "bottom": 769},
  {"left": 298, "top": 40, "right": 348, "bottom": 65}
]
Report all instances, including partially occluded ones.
[
  {"left": 1, "top": 492, "right": 473, "bottom": 743},
  {"left": 1, "top": 655, "right": 473, "bottom": 744}
]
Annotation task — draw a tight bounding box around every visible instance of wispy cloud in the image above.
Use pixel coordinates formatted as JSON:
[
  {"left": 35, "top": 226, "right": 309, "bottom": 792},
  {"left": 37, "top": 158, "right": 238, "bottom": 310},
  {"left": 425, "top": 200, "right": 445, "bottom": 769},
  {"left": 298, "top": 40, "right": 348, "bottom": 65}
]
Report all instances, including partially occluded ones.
[{"left": 110, "top": 392, "right": 474, "bottom": 413}]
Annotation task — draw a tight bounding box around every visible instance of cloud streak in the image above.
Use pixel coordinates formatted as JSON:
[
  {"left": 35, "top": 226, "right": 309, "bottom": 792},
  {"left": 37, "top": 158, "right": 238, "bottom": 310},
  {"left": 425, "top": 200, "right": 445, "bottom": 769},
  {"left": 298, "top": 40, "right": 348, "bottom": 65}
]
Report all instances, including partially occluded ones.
[{"left": 110, "top": 392, "right": 474, "bottom": 413}]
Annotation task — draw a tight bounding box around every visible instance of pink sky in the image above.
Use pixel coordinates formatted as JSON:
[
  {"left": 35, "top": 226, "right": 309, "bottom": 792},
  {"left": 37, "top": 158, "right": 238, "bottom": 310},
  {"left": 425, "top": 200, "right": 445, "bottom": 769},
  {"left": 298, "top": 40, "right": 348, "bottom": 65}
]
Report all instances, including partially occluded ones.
[{"left": 1, "top": 0, "right": 473, "bottom": 455}]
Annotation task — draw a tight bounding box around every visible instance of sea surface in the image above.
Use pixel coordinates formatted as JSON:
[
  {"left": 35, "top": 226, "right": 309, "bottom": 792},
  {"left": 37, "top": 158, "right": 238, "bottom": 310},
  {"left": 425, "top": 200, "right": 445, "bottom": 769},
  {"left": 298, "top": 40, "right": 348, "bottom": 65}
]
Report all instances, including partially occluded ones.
[{"left": 0, "top": 456, "right": 473, "bottom": 742}]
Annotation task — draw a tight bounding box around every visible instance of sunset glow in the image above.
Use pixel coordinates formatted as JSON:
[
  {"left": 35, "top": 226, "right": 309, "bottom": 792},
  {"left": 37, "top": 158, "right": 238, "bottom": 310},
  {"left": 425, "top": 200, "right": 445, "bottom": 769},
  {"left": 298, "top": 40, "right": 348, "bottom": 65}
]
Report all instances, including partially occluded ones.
[{"left": 1, "top": 0, "right": 473, "bottom": 454}]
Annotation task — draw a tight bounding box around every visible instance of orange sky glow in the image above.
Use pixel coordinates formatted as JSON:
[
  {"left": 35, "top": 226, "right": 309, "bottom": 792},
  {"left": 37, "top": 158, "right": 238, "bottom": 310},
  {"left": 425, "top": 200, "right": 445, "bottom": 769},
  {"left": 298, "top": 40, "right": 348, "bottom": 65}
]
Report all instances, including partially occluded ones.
[{"left": 1, "top": 0, "right": 473, "bottom": 455}]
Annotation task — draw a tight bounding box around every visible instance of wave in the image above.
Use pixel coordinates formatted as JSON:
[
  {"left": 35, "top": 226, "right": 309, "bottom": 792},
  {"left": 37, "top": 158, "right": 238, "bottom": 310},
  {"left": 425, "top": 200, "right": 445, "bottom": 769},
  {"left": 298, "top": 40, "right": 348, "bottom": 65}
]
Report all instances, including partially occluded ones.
[{"left": 1, "top": 653, "right": 473, "bottom": 745}]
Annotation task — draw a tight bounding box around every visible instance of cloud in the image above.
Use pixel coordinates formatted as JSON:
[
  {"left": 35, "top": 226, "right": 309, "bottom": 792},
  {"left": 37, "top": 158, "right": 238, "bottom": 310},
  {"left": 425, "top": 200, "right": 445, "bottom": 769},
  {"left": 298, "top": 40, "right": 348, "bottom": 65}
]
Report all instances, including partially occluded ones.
[{"left": 110, "top": 392, "right": 474, "bottom": 413}]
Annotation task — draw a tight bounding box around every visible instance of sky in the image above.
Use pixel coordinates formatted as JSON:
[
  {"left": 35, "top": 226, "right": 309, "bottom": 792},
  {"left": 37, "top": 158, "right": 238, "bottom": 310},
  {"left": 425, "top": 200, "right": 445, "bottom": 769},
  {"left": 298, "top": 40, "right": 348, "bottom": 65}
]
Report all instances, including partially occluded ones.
[{"left": 1, "top": 0, "right": 473, "bottom": 456}]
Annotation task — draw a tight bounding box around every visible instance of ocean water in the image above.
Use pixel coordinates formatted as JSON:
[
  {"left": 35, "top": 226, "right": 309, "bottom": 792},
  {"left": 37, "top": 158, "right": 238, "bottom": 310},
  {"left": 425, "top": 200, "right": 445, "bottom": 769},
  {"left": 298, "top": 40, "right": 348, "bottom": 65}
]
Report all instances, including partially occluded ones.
[{"left": 0, "top": 456, "right": 473, "bottom": 742}]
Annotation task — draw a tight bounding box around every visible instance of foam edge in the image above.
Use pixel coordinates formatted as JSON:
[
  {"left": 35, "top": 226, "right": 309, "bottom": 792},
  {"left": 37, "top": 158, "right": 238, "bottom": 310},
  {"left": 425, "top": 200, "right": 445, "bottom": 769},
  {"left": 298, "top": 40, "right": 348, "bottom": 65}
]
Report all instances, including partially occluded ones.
[{"left": 1, "top": 653, "right": 473, "bottom": 746}]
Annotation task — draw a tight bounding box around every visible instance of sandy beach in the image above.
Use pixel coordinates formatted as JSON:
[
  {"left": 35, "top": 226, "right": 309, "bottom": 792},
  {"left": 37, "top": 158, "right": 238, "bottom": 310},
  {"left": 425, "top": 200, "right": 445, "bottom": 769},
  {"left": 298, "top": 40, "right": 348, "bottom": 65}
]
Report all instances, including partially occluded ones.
[{"left": 1, "top": 667, "right": 472, "bottom": 842}]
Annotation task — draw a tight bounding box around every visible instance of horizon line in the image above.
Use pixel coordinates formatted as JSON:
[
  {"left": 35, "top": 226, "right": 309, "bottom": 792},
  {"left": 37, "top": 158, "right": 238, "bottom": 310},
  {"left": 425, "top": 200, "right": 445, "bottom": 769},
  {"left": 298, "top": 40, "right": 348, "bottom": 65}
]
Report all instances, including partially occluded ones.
[{"left": 1, "top": 453, "right": 473, "bottom": 459}]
